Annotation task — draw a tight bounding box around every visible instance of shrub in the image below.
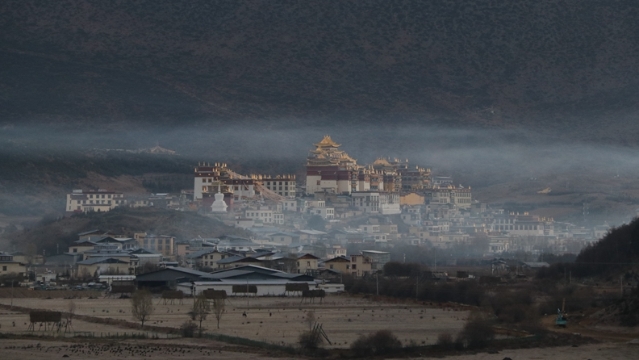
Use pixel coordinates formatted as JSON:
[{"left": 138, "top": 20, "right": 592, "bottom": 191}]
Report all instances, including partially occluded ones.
[
  {"left": 298, "top": 330, "right": 322, "bottom": 350},
  {"left": 180, "top": 321, "right": 197, "bottom": 337},
  {"left": 456, "top": 312, "right": 495, "bottom": 349},
  {"left": 351, "top": 329, "right": 402, "bottom": 356},
  {"left": 436, "top": 332, "right": 455, "bottom": 350}
]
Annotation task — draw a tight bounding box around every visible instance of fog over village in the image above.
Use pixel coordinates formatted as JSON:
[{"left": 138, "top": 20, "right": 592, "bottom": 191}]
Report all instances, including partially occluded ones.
[{"left": 1, "top": 1, "right": 639, "bottom": 359}]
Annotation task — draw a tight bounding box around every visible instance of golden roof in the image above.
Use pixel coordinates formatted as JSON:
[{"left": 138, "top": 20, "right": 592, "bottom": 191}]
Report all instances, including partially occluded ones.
[
  {"left": 314, "top": 135, "right": 340, "bottom": 148},
  {"left": 372, "top": 158, "right": 392, "bottom": 166}
]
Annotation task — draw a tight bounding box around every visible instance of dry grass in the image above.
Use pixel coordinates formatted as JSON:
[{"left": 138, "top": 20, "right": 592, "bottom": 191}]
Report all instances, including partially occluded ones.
[{"left": 0, "top": 295, "right": 468, "bottom": 348}]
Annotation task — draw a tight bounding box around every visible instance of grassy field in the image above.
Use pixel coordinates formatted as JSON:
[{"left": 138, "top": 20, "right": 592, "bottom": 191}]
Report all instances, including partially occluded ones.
[{"left": 0, "top": 294, "right": 468, "bottom": 349}]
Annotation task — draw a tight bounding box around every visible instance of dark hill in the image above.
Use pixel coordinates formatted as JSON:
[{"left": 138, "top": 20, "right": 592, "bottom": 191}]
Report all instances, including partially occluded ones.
[
  {"left": 538, "top": 216, "right": 639, "bottom": 279},
  {"left": 6, "top": 207, "right": 250, "bottom": 256},
  {"left": 573, "top": 217, "right": 639, "bottom": 277},
  {"left": 2, "top": 1, "right": 639, "bottom": 142}
]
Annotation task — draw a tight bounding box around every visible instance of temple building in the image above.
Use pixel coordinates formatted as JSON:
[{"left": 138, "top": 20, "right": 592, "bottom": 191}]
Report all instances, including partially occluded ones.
[
  {"left": 304, "top": 136, "right": 429, "bottom": 200},
  {"left": 193, "top": 163, "right": 255, "bottom": 201},
  {"left": 66, "top": 189, "right": 127, "bottom": 214},
  {"left": 305, "top": 136, "right": 360, "bottom": 195},
  {"left": 255, "top": 175, "right": 297, "bottom": 198}
]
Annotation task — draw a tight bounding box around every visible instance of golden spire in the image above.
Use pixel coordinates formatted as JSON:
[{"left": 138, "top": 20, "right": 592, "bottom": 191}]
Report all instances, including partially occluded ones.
[{"left": 314, "top": 135, "right": 340, "bottom": 148}]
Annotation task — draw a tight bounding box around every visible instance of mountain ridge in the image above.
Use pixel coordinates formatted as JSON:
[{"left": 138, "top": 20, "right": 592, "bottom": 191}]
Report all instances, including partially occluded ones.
[{"left": 2, "top": 0, "right": 639, "bottom": 142}]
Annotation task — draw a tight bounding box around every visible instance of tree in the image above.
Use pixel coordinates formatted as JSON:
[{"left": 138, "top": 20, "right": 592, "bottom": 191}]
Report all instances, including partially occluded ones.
[
  {"left": 131, "top": 289, "right": 154, "bottom": 328},
  {"left": 351, "top": 329, "right": 402, "bottom": 356},
  {"left": 189, "top": 293, "right": 210, "bottom": 336},
  {"left": 67, "top": 300, "right": 76, "bottom": 327},
  {"left": 304, "top": 310, "right": 316, "bottom": 330},
  {"left": 212, "top": 298, "right": 225, "bottom": 329},
  {"left": 383, "top": 261, "right": 422, "bottom": 277},
  {"left": 456, "top": 312, "right": 495, "bottom": 349}
]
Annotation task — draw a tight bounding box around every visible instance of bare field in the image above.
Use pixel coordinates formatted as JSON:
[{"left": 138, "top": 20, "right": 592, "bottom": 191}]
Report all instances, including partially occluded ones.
[
  {"left": 438, "top": 342, "right": 639, "bottom": 360},
  {"left": 0, "top": 309, "right": 153, "bottom": 335},
  {"left": 0, "top": 295, "right": 469, "bottom": 348},
  {"left": 0, "top": 338, "right": 292, "bottom": 360}
]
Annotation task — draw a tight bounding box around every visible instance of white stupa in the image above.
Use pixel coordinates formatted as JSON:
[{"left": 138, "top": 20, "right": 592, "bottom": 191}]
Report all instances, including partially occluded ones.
[{"left": 210, "top": 185, "right": 228, "bottom": 213}]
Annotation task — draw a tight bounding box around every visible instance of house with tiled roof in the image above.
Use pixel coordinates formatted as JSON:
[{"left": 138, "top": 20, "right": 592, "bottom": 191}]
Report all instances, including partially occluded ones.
[
  {"left": 76, "top": 257, "right": 132, "bottom": 277},
  {"left": 186, "top": 248, "right": 233, "bottom": 270}
]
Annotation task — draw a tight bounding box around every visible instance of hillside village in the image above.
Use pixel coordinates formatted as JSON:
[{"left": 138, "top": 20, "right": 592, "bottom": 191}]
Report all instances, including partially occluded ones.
[{"left": 2, "top": 136, "right": 611, "bottom": 289}]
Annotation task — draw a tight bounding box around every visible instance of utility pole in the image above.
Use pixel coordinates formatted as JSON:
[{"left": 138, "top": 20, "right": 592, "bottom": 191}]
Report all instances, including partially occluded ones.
[{"left": 376, "top": 271, "right": 379, "bottom": 296}]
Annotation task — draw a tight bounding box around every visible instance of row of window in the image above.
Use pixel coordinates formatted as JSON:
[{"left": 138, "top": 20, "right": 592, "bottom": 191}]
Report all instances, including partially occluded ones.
[
  {"left": 494, "top": 225, "right": 541, "bottom": 231},
  {"left": 74, "top": 200, "right": 124, "bottom": 205},
  {"left": 86, "top": 194, "right": 121, "bottom": 199},
  {"left": 246, "top": 212, "right": 273, "bottom": 217},
  {"left": 143, "top": 239, "right": 173, "bottom": 245}
]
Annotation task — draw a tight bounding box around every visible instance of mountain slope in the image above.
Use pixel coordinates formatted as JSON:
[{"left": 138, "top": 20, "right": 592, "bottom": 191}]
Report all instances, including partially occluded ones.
[{"left": 1, "top": 1, "right": 639, "bottom": 140}]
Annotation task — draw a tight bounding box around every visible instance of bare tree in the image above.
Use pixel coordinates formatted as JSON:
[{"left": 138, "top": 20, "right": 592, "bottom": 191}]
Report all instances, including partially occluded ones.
[
  {"left": 212, "top": 298, "right": 225, "bottom": 329},
  {"left": 189, "top": 293, "right": 210, "bottom": 336},
  {"left": 67, "top": 300, "right": 76, "bottom": 321},
  {"left": 131, "top": 289, "right": 154, "bottom": 328},
  {"left": 304, "top": 310, "right": 316, "bottom": 330}
]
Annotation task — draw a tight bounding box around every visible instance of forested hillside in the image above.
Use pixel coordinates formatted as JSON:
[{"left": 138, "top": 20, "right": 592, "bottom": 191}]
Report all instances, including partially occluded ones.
[
  {"left": 5, "top": 207, "right": 250, "bottom": 256},
  {"left": 2, "top": 1, "right": 639, "bottom": 142}
]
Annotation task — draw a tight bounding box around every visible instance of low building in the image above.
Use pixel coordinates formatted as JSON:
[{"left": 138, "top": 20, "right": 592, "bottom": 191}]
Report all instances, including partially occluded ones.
[
  {"left": 69, "top": 241, "right": 97, "bottom": 254},
  {"left": 322, "top": 256, "right": 351, "bottom": 273},
  {"left": 182, "top": 265, "right": 317, "bottom": 297},
  {"left": 216, "top": 255, "right": 263, "bottom": 269},
  {"left": 134, "top": 233, "right": 176, "bottom": 257},
  {"left": 77, "top": 257, "right": 132, "bottom": 277},
  {"left": 351, "top": 192, "right": 401, "bottom": 214},
  {"left": 360, "top": 250, "right": 390, "bottom": 272},
  {"left": 186, "top": 248, "right": 231, "bottom": 269},
  {"left": 350, "top": 254, "right": 372, "bottom": 277},
  {"left": 297, "top": 253, "right": 320, "bottom": 275},
  {"left": 66, "top": 189, "right": 127, "bottom": 214},
  {"left": 0, "top": 252, "right": 27, "bottom": 277},
  {"left": 135, "top": 266, "right": 216, "bottom": 291},
  {"left": 309, "top": 207, "right": 335, "bottom": 220},
  {"left": 267, "top": 232, "right": 300, "bottom": 246},
  {"left": 244, "top": 208, "right": 284, "bottom": 225},
  {"left": 260, "top": 175, "right": 297, "bottom": 198}
]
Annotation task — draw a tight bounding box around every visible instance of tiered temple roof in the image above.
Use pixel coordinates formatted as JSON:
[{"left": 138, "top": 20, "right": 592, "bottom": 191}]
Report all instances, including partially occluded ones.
[{"left": 307, "top": 136, "right": 357, "bottom": 168}]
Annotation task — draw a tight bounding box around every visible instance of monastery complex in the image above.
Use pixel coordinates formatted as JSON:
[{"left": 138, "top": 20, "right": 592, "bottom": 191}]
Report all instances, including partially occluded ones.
[
  {"left": 185, "top": 136, "right": 472, "bottom": 218},
  {"left": 56, "top": 135, "right": 599, "bottom": 281}
]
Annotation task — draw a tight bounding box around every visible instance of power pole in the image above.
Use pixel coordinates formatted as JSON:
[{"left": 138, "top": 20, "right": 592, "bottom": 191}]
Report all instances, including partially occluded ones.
[{"left": 376, "top": 272, "right": 379, "bottom": 296}]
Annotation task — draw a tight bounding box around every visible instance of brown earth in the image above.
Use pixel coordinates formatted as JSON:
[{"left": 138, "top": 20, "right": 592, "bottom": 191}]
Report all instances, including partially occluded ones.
[{"left": 0, "top": 295, "right": 469, "bottom": 349}]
